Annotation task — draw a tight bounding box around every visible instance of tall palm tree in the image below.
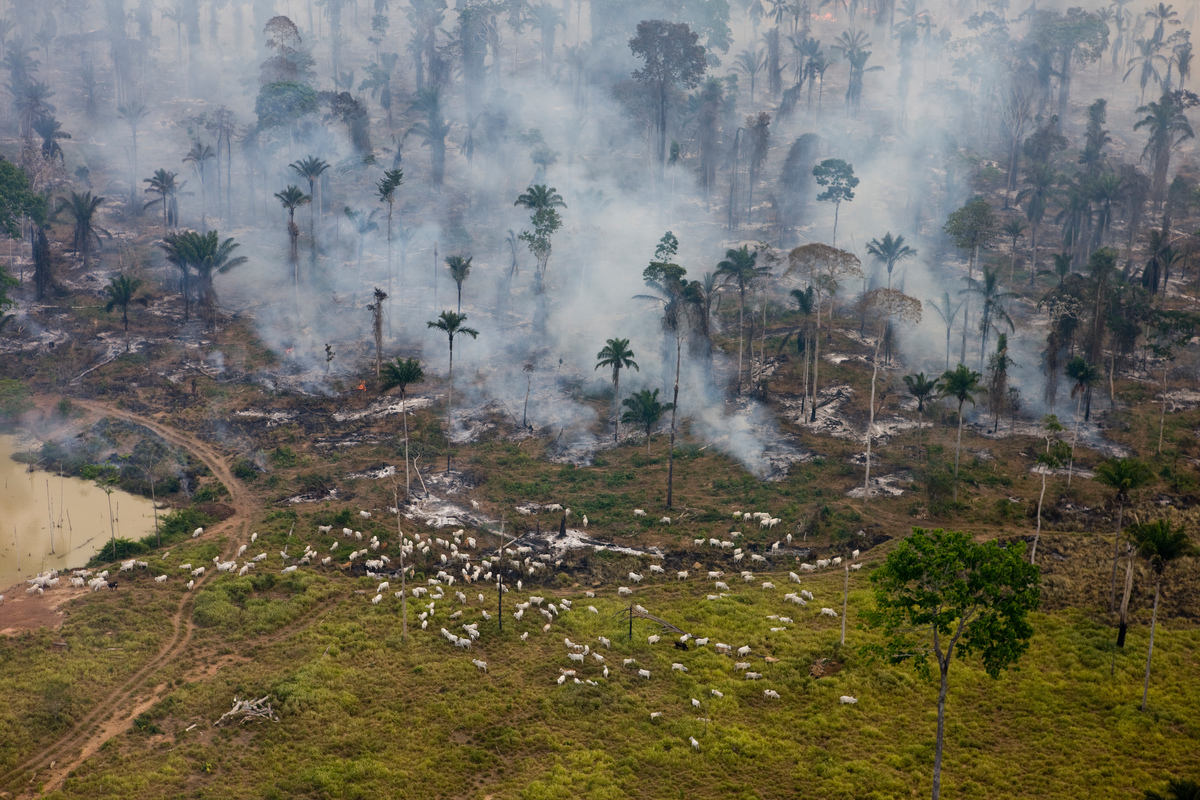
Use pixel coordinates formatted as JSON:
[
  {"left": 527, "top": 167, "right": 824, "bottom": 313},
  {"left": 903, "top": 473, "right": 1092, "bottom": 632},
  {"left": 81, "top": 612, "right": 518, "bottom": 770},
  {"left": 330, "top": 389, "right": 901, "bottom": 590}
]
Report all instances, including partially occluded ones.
[
  {"left": 58, "top": 191, "right": 110, "bottom": 269},
  {"left": 938, "top": 364, "right": 982, "bottom": 502},
  {"left": 787, "top": 286, "right": 816, "bottom": 417},
  {"left": 275, "top": 185, "right": 310, "bottom": 309},
  {"left": 1091, "top": 173, "right": 1123, "bottom": 248},
  {"left": 731, "top": 46, "right": 767, "bottom": 103},
  {"left": 118, "top": 103, "right": 148, "bottom": 207},
  {"left": 904, "top": 372, "right": 938, "bottom": 448},
  {"left": 182, "top": 141, "right": 215, "bottom": 224},
  {"left": 1016, "top": 162, "right": 1057, "bottom": 284},
  {"left": 926, "top": 292, "right": 963, "bottom": 371},
  {"left": 427, "top": 310, "right": 479, "bottom": 472},
  {"left": 143, "top": 169, "right": 183, "bottom": 228},
  {"left": 595, "top": 337, "right": 639, "bottom": 443},
  {"left": 1064, "top": 355, "right": 1100, "bottom": 486},
  {"left": 345, "top": 207, "right": 381, "bottom": 271},
  {"left": 1000, "top": 218, "right": 1026, "bottom": 284},
  {"left": 445, "top": 255, "right": 472, "bottom": 312},
  {"left": 290, "top": 155, "right": 330, "bottom": 245},
  {"left": 1124, "top": 38, "right": 1168, "bottom": 104},
  {"left": 32, "top": 115, "right": 69, "bottom": 163},
  {"left": 408, "top": 88, "right": 451, "bottom": 186},
  {"left": 1128, "top": 519, "right": 1195, "bottom": 711},
  {"left": 962, "top": 265, "right": 1017, "bottom": 372},
  {"left": 716, "top": 245, "right": 767, "bottom": 394},
  {"left": 1094, "top": 457, "right": 1154, "bottom": 611},
  {"left": 865, "top": 231, "right": 917, "bottom": 289},
  {"left": 377, "top": 168, "right": 403, "bottom": 309},
  {"left": 104, "top": 273, "right": 144, "bottom": 337},
  {"left": 621, "top": 388, "right": 673, "bottom": 458},
  {"left": 381, "top": 356, "right": 425, "bottom": 496},
  {"left": 1135, "top": 90, "right": 1196, "bottom": 208}
]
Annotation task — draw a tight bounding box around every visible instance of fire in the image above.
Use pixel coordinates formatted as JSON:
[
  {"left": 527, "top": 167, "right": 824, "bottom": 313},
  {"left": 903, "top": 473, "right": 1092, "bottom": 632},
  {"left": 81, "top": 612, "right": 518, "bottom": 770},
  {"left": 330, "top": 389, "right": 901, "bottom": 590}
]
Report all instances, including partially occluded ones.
[{"left": 358, "top": 382, "right": 366, "bottom": 392}]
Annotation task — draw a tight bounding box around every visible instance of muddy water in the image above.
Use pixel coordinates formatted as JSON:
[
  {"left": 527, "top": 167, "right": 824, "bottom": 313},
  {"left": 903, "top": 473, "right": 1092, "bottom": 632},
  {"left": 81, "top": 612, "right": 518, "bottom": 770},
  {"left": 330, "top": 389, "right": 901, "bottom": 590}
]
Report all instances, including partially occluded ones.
[{"left": 0, "top": 435, "right": 158, "bottom": 589}]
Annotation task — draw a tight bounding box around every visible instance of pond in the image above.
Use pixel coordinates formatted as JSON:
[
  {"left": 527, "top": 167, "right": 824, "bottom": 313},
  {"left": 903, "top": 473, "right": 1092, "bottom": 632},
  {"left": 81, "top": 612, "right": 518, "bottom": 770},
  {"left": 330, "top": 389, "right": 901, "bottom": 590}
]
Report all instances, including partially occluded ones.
[{"left": 0, "top": 434, "right": 159, "bottom": 590}]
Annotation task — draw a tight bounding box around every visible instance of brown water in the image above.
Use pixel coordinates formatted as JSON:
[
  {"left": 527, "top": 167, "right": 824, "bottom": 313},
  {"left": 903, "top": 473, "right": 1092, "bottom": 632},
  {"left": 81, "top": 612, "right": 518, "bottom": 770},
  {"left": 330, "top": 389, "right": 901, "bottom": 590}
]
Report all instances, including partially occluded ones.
[{"left": 0, "top": 434, "right": 158, "bottom": 589}]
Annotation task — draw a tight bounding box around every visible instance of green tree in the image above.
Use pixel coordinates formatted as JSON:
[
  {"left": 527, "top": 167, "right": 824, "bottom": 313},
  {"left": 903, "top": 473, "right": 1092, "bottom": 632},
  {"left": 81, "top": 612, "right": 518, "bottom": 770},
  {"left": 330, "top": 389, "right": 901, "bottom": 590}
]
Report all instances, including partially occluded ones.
[
  {"left": 427, "top": 310, "right": 479, "bottom": 472},
  {"left": 382, "top": 356, "right": 425, "bottom": 496},
  {"left": 1063, "top": 355, "right": 1100, "bottom": 485},
  {"left": 866, "top": 231, "right": 916, "bottom": 289},
  {"left": 963, "top": 265, "right": 1017, "bottom": 372},
  {"left": 812, "top": 158, "right": 858, "bottom": 245},
  {"left": 621, "top": 387, "right": 673, "bottom": 457},
  {"left": 103, "top": 273, "right": 144, "bottom": 336},
  {"left": 1016, "top": 163, "right": 1057, "bottom": 285},
  {"left": 182, "top": 141, "right": 215, "bottom": 223},
  {"left": 866, "top": 528, "right": 1041, "bottom": 800},
  {"left": 1000, "top": 218, "right": 1026, "bottom": 284},
  {"left": 514, "top": 185, "right": 565, "bottom": 292},
  {"left": 1128, "top": 519, "right": 1195, "bottom": 711},
  {"left": 58, "top": 191, "right": 110, "bottom": 270},
  {"left": 376, "top": 168, "right": 403, "bottom": 307},
  {"left": 1145, "top": 779, "right": 1200, "bottom": 800},
  {"left": 944, "top": 196, "right": 999, "bottom": 361},
  {"left": 595, "top": 337, "right": 639, "bottom": 444},
  {"left": 143, "top": 168, "right": 183, "bottom": 228},
  {"left": 938, "top": 364, "right": 983, "bottom": 502},
  {"left": 1134, "top": 89, "right": 1197, "bottom": 208},
  {"left": 445, "top": 254, "right": 472, "bottom": 312},
  {"left": 32, "top": 115, "right": 69, "bottom": 163},
  {"left": 904, "top": 372, "right": 938, "bottom": 449},
  {"left": 189, "top": 231, "right": 247, "bottom": 330},
  {"left": 275, "top": 185, "right": 310, "bottom": 310},
  {"left": 1094, "top": 457, "right": 1154, "bottom": 611},
  {"left": 408, "top": 87, "right": 450, "bottom": 186},
  {"left": 628, "top": 20, "right": 708, "bottom": 182},
  {"left": 716, "top": 245, "right": 767, "bottom": 394},
  {"left": 291, "top": 155, "right": 331, "bottom": 249}
]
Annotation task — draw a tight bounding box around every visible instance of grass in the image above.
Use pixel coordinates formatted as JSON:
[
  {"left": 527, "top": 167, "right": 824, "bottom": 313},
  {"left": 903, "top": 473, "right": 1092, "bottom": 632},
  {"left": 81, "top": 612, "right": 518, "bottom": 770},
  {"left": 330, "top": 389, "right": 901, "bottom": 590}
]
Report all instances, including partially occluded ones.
[{"left": 4, "top": 519, "right": 1196, "bottom": 799}]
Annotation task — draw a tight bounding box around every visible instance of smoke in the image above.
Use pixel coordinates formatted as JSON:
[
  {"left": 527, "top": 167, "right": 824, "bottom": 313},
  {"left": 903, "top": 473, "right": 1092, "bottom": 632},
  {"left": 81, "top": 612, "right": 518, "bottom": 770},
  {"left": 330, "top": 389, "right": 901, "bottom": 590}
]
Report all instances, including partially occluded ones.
[{"left": 6, "top": 0, "right": 1173, "bottom": 473}]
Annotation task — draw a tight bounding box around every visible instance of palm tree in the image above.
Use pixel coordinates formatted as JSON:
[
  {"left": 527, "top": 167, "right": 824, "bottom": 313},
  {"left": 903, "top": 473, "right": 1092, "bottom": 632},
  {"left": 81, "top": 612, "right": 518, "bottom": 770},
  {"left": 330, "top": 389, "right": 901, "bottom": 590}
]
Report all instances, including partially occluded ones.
[
  {"left": 1128, "top": 519, "right": 1195, "bottom": 711},
  {"left": 58, "top": 191, "right": 110, "bottom": 269},
  {"left": 426, "top": 310, "right": 479, "bottom": 472},
  {"left": 1135, "top": 90, "right": 1196, "bottom": 208},
  {"left": 118, "top": 103, "right": 148, "bottom": 207},
  {"left": 904, "top": 372, "right": 938, "bottom": 448},
  {"left": 1145, "top": 779, "right": 1200, "bottom": 800},
  {"left": 1063, "top": 355, "right": 1100, "bottom": 486},
  {"left": 408, "top": 88, "right": 451, "bottom": 186},
  {"left": 595, "top": 337, "right": 639, "bottom": 443},
  {"left": 445, "top": 255, "right": 472, "bottom": 312},
  {"left": 143, "top": 169, "right": 183, "bottom": 228},
  {"left": 1000, "top": 218, "right": 1026, "bottom": 284},
  {"left": 346, "top": 207, "right": 381, "bottom": 271},
  {"left": 786, "top": 286, "right": 816, "bottom": 416},
  {"left": 1091, "top": 173, "right": 1123, "bottom": 248},
  {"left": 514, "top": 184, "right": 566, "bottom": 212},
  {"left": 32, "top": 115, "right": 69, "bottom": 163},
  {"left": 865, "top": 231, "right": 916, "bottom": 289},
  {"left": 938, "top": 364, "right": 982, "bottom": 502},
  {"left": 159, "top": 231, "right": 195, "bottom": 321},
  {"left": 1016, "top": 163, "right": 1057, "bottom": 283},
  {"left": 731, "top": 46, "right": 767, "bottom": 103},
  {"left": 104, "top": 274, "right": 143, "bottom": 336},
  {"left": 716, "top": 245, "right": 767, "bottom": 394},
  {"left": 182, "top": 141, "right": 215, "bottom": 224},
  {"left": 1125, "top": 37, "right": 1169, "bottom": 104},
  {"left": 189, "top": 231, "right": 248, "bottom": 330},
  {"left": 1094, "top": 457, "right": 1154, "bottom": 611},
  {"left": 621, "top": 388, "right": 673, "bottom": 458},
  {"left": 381, "top": 356, "right": 425, "bottom": 496},
  {"left": 926, "top": 292, "right": 963, "bottom": 371},
  {"left": 275, "top": 185, "right": 310, "bottom": 309},
  {"left": 962, "top": 265, "right": 1017, "bottom": 372},
  {"left": 290, "top": 155, "right": 331, "bottom": 245},
  {"left": 377, "top": 168, "right": 403, "bottom": 311}
]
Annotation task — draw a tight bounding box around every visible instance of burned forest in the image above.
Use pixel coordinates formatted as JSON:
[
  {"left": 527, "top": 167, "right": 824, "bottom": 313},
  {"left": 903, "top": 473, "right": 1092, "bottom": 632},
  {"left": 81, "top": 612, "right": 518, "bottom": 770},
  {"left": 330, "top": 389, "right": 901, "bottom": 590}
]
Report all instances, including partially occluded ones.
[{"left": 0, "top": 0, "right": 1198, "bottom": 797}]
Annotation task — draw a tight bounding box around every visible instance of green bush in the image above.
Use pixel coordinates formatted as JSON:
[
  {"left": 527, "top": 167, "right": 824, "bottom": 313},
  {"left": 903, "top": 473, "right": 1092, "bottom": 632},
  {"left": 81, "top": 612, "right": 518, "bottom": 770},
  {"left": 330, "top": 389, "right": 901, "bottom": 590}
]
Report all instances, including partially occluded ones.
[{"left": 0, "top": 378, "right": 32, "bottom": 423}]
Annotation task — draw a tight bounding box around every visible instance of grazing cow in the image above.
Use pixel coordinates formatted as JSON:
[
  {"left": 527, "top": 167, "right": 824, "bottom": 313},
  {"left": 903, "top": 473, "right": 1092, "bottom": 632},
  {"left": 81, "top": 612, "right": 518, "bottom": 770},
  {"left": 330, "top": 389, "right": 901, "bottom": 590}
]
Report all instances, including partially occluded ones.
[{"left": 107, "top": 582, "right": 119, "bottom": 590}]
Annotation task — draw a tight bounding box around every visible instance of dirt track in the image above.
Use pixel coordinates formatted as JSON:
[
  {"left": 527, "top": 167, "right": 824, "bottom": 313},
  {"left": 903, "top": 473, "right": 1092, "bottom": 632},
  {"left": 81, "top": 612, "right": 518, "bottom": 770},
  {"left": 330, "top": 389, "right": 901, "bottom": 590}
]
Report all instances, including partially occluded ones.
[{"left": 0, "top": 399, "right": 256, "bottom": 797}]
